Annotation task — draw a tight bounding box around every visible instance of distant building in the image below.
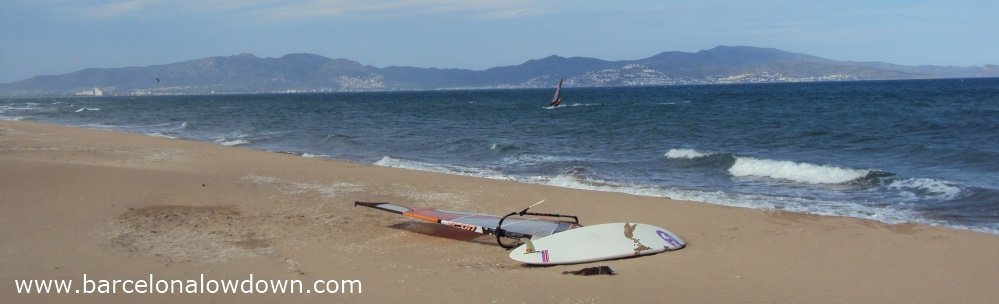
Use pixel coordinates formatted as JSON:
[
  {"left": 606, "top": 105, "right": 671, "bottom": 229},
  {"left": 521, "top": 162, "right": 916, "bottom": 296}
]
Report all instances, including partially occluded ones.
[{"left": 74, "top": 87, "right": 107, "bottom": 96}]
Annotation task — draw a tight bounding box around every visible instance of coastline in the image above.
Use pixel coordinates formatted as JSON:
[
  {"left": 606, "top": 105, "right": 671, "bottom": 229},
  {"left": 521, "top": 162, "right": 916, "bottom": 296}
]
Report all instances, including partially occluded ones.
[{"left": 2, "top": 119, "right": 998, "bottom": 303}]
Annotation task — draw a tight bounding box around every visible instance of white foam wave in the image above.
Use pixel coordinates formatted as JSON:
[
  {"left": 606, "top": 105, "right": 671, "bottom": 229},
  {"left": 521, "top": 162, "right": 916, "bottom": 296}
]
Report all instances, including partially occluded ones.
[
  {"left": 75, "top": 107, "right": 101, "bottom": 113},
  {"left": 302, "top": 153, "right": 331, "bottom": 158},
  {"left": 499, "top": 154, "right": 591, "bottom": 167},
  {"left": 217, "top": 139, "right": 250, "bottom": 146},
  {"left": 214, "top": 131, "right": 251, "bottom": 146},
  {"left": 532, "top": 171, "right": 922, "bottom": 226},
  {"left": 147, "top": 133, "right": 178, "bottom": 139},
  {"left": 373, "top": 156, "right": 511, "bottom": 180},
  {"left": 0, "top": 105, "right": 48, "bottom": 113},
  {"left": 0, "top": 116, "right": 26, "bottom": 121},
  {"left": 664, "top": 148, "right": 714, "bottom": 159},
  {"left": 886, "top": 178, "right": 963, "bottom": 201},
  {"left": 79, "top": 123, "right": 115, "bottom": 130},
  {"left": 543, "top": 172, "right": 613, "bottom": 190},
  {"left": 1, "top": 105, "right": 40, "bottom": 111},
  {"left": 366, "top": 155, "right": 987, "bottom": 234},
  {"left": 728, "top": 157, "right": 869, "bottom": 184}
]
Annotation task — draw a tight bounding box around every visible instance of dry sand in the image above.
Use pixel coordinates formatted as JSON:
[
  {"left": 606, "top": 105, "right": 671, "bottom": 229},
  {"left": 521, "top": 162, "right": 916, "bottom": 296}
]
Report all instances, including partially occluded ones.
[{"left": 2, "top": 120, "right": 998, "bottom": 303}]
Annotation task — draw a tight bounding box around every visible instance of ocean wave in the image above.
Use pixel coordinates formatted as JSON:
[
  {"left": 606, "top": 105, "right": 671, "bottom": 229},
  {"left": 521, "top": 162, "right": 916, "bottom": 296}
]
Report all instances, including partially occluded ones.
[
  {"left": 672, "top": 151, "right": 966, "bottom": 202},
  {"left": 373, "top": 156, "right": 511, "bottom": 180},
  {"left": 75, "top": 107, "right": 101, "bottom": 113},
  {"left": 302, "top": 153, "right": 331, "bottom": 158},
  {"left": 1, "top": 105, "right": 46, "bottom": 112},
  {"left": 664, "top": 148, "right": 715, "bottom": 159},
  {"left": 487, "top": 143, "right": 523, "bottom": 159},
  {"left": 217, "top": 139, "right": 250, "bottom": 146},
  {"left": 150, "top": 121, "right": 192, "bottom": 135},
  {"left": 530, "top": 167, "right": 925, "bottom": 226},
  {"left": 544, "top": 173, "right": 617, "bottom": 191},
  {"left": 655, "top": 100, "right": 692, "bottom": 105},
  {"left": 489, "top": 143, "right": 520, "bottom": 152},
  {"left": 146, "top": 133, "right": 178, "bottom": 139},
  {"left": 214, "top": 132, "right": 251, "bottom": 146},
  {"left": 664, "top": 150, "right": 907, "bottom": 188},
  {"left": 319, "top": 133, "right": 352, "bottom": 144},
  {"left": 316, "top": 133, "right": 359, "bottom": 150},
  {"left": 541, "top": 167, "right": 623, "bottom": 190},
  {"left": 0, "top": 116, "right": 26, "bottom": 121},
  {"left": 365, "top": 155, "right": 986, "bottom": 233},
  {"left": 499, "top": 153, "right": 592, "bottom": 167},
  {"left": 2, "top": 106, "right": 35, "bottom": 111},
  {"left": 78, "top": 123, "right": 116, "bottom": 130},
  {"left": 886, "top": 178, "right": 964, "bottom": 201},
  {"left": 728, "top": 156, "right": 870, "bottom": 184}
]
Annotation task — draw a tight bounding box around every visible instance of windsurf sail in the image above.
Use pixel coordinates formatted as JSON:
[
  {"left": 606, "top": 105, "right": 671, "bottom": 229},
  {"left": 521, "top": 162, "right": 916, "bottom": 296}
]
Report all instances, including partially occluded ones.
[
  {"left": 354, "top": 201, "right": 581, "bottom": 244},
  {"left": 548, "top": 79, "right": 563, "bottom": 107}
]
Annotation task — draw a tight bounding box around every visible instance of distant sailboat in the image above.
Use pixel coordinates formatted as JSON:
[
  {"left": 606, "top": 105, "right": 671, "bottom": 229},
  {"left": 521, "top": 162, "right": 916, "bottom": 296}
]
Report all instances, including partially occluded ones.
[{"left": 548, "top": 79, "right": 563, "bottom": 108}]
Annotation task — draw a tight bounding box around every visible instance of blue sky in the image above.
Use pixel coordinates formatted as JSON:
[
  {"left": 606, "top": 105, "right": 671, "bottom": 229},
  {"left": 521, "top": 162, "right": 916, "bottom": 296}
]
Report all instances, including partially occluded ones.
[{"left": 2, "top": 0, "right": 997, "bottom": 82}]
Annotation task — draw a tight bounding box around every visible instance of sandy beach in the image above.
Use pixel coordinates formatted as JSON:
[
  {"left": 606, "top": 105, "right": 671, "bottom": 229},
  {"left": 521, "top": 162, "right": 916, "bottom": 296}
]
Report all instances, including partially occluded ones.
[{"left": 2, "top": 119, "right": 998, "bottom": 303}]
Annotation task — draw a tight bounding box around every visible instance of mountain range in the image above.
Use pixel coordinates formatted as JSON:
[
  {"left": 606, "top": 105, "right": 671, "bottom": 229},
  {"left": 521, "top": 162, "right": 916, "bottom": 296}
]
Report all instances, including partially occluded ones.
[{"left": 2, "top": 46, "right": 997, "bottom": 96}]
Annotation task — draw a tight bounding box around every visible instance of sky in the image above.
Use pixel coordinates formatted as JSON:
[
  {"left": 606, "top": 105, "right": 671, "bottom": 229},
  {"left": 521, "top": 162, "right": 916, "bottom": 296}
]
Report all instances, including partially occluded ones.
[{"left": 2, "top": 0, "right": 998, "bottom": 83}]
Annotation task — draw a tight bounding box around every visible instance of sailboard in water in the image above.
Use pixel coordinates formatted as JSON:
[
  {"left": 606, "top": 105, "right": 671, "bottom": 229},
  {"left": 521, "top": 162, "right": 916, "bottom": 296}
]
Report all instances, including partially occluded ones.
[
  {"left": 354, "top": 201, "right": 581, "bottom": 244},
  {"left": 548, "top": 79, "right": 564, "bottom": 108}
]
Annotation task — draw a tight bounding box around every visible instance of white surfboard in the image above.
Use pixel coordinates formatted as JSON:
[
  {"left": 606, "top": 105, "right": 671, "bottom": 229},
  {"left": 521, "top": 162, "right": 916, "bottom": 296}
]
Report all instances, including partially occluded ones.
[{"left": 509, "top": 222, "right": 685, "bottom": 265}]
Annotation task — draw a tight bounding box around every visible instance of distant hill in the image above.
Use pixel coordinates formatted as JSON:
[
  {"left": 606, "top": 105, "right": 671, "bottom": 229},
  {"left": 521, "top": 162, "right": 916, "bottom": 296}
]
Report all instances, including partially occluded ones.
[{"left": 2, "top": 46, "right": 997, "bottom": 96}]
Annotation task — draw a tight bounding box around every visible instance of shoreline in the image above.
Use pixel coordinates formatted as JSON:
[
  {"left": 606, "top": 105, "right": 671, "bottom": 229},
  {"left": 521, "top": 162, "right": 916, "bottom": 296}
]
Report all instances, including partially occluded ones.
[
  {"left": 2, "top": 119, "right": 998, "bottom": 303},
  {"left": 8, "top": 117, "right": 993, "bottom": 236}
]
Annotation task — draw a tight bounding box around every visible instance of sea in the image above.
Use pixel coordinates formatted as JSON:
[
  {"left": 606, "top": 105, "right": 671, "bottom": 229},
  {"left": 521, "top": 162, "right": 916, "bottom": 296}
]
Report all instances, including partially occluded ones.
[{"left": 2, "top": 78, "right": 997, "bottom": 234}]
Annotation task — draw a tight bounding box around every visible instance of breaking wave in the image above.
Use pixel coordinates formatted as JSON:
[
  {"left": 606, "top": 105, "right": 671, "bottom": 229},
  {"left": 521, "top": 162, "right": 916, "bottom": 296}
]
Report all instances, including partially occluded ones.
[
  {"left": 373, "top": 156, "right": 511, "bottom": 180},
  {"left": 214, "top": 132, "right": 251, "bottom": 146},
  {"left": 665, "top": 148, "right": 887, "bottom": 185},
  {"left": 372, "top": 157, "right": 932, "bottom": 228},
  {"left": 728, "top": 156, "right": 870, "bottom": 184},
  {"left": 886, "top": 178, "right": 964, "bottom": 201},
  {"left": 664, "top": 148, "right": 715, "bottom": 159},
  {"left": 301, "top": 153, "right": 332, "bottom": 158}
]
